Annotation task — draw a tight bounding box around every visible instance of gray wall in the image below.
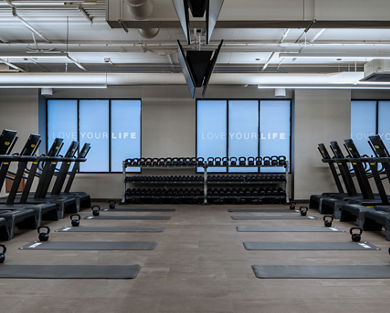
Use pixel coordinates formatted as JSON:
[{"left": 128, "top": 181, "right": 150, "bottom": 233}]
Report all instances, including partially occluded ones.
[
  {"left": 294, "top": 89, "right": 351, "bottom": 200},
  {"left": 2, "top": 85, "right": 390, "bottom": 200}
]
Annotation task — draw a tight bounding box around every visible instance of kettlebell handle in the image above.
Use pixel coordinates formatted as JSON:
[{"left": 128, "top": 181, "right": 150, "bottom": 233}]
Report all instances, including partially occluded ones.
[
  {"left": 350, "top": 227, "right": 362, "bottom": 235},
  {"left": 37, "top": 226, "right": 50, "bottom": 234},
  {"left": 70, "top": 214, "right": 81, "bottom": 220},
  {"left": 323, "top": 215, "right": 334, "bottom": 221}
]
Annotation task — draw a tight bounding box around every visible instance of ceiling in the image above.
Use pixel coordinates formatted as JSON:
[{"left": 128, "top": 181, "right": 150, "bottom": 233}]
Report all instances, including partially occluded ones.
[{"left": 0, "top": 0, "right": 390, "bottom": 88}]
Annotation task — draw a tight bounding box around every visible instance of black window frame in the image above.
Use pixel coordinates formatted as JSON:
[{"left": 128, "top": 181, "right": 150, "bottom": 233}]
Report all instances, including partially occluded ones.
[
  {"left": 46, "top": 98, "right": 142, "bottom": 174},
  {"left": 195, "top": 98, "right": 293, "bottom": 174}
]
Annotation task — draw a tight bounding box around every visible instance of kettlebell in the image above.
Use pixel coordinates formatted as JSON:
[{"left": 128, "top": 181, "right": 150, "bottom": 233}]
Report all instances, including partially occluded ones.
[
  {"left": 37, "top": 226, "right": 50, "bottom": 242},
  {"left": 92, "top": 205, "right": 101, "bottom": 216},
  {"left": 323, "top": 215, "right": 334, "bottom": 227},
  {"left": 109, "top": 200, "right": 116, "bottom": 210},
  {"left": 299, "top": 206, "right": 308, "bottom": 216},
  {"left": 0, "top": 244, "right": 6, "bottom": 264},
  {"left": 289, "top": 201, "right": 296, "bottom": 210},
  {"left": 350, "top": 227, "right": 363, "bottom": 242},
  {"left": 70, "top": 214, "right": 81, "bottom": 227}
]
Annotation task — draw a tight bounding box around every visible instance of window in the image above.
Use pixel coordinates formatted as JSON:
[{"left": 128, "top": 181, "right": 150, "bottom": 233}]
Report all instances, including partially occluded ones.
[
  {"left": 79, "top": 100, "right": 109, "bottom": 172},
  {"left": 196, "top": 100, "right": 227, "bottom": 173},
  {"left": 46, "top": 99, "right": 141, "bottom": 172},
  {"left": 351, "top": 100, "right": 390, "bottom": 157},
  {"left": 196, "top": 99, "right": 292, "bottom": 173},
  {"left": 351, "top": 100, "right": 376, "bottom": 156}
]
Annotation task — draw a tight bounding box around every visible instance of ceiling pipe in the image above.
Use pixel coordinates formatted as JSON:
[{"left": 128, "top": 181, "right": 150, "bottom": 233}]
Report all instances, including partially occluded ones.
[{"left": 127, "top": 0, "right": 159, "bottom": 39}]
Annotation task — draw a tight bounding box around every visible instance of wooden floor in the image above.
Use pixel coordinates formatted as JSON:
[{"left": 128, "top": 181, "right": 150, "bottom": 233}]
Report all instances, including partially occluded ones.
[{"left": 1, "top": 203, "right": 390, "bottom": 313}]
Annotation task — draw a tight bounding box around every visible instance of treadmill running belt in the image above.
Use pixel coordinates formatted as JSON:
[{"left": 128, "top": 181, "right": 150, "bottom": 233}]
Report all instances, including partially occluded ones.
[
  {"left": 237, "top": 226, "right": 344, "bottom": 232},
  {"left": 20, "top": 241, "right": 157, "bottom": 250},
  {"left": 231, "top": 215, "right": 318, "bottom": 220},
  {"left": 243, "top": 241, "right": 378, "bottom": 250},
  {"left": 56, "top": 226, "right": 164, "bottom": 233},
  {"left": 252, "top": 265, "right": 390, "bottom": 279},
  {"left": 84, "top": 215, "right": 171, "bottom": 220},
  {"left": 0, "top": 264, "right": 140, "bottom": 279}
]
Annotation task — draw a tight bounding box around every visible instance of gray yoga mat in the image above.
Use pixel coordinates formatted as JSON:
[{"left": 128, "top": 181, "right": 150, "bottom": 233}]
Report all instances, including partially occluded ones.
[
  {"left": 56, "top": 226, "right": 164, "bottom": 233},
  {"left": 243, "top": 241, "right": 378, "bottom": 251},
  {"left": 252, "top": 265, "right": 390, "bottom": 279},
  {"left": 237, "top": 226, "right": 344, "bottom": 232},
  {"left": 20, "top": 241, "right": 157, "bottom": 250},
  {"left": 84, "top": 215, "right": 171, "bottom": 220},
  {"left": 228, "top": 209, "right": 294, "bottom": 213},
  {"left": 103, "top": 208, "right": 175, "bottom": 212},
  {"left": 0, "top": 265, "right": 140, "bottom": 279},
  {"left": 232, "top": 215, "right": 318, "bottom": 220}
]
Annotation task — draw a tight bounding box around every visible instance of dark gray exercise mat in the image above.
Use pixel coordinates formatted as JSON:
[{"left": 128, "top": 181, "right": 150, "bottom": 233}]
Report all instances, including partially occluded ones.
[
  {"left": 56, "top": 226, "right": 164, "bottom": 233},
  {"left": 243, "top": 241, "right": 378, "bottom": 250},
  {"left": 20, "top": 241, "right": 157, "bottom": 250},
  {"left": 237, "top": 226, "right": 344, "bottom": 232},
  {"left": 103, "top": 208, "right": 175, "bottom": 212},
  {"left": 84, "top": 215, "right": 171, "bottom": 220},
  {"left": 252, "top": 265, "right": 390, "bottom": 279},
  {"left": 232, "top": 215, "right": 318, "bottom": 220},
  {"left": 0, "top": 265, "right": 140, "bottom": 279},
  {"left": 228, "top": 209, "right": 294, "bottom": 213}
]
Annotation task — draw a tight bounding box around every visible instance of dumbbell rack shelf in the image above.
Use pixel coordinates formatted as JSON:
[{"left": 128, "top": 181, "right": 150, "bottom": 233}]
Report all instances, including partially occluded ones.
[{"left": 122, "top": 161, "right": 289, "bottom": 205}]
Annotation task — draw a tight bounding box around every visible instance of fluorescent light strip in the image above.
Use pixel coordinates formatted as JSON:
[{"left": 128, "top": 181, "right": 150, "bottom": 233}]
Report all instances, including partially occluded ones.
[{"left": 0, "top": 85, "right": 107, "bottom": 89}]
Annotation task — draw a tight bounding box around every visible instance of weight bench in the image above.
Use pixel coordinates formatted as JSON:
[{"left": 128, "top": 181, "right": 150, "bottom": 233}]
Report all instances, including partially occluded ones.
[{"left": 362, "top": 210, "right": 390, "bottom": 241}]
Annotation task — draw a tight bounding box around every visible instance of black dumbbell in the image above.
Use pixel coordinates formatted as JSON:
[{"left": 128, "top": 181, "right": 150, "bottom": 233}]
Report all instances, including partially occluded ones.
[
  {"left": 323, "top": 215, "right": 334, "bottom": 227},
  {"left": 299, "top": 206, "right": 308, "bottom": 216},
  {"left": 37, "top": 226, "right": 50, "bottom": 242},
  {"left": 92, "top": 205, "right": 101, "bottom": 216},
  {"left": 0, "top": 244, "right": 6, "bottom": 264},
  {"left": 350, "top": 227, "right": 363, "bottom": 242},
  {"left": 70, "top": 214, "right": 81, "bottom": 227}
]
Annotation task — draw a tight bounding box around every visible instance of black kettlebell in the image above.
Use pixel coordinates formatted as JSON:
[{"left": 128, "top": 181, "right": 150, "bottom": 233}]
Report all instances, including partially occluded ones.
[
  {"left": 350, "top": 227, "right": 363, "bottom": 242},
  {"left": 289, "top": 201, "right": 296, "bottom": 210},
  {"left": 299, "top": 206, "right": 308, "bottom": 216},
  {"left": 37, "top": 226, "right": 50, "bottom": 242},
  {"left": 70, "top": 214, "right": 81, "bottom": 227},
  {"left": 323, "top": 215, "right": 334, "bottom": 227},
  {"left": 0, "top": 244, "right": 6, "bottom": 264},
  {"left": 109, "top": 200, "right": 116, "bottom": 210},
  {"left": 92, "top": 205, "right": 101, "bottom": 216}
]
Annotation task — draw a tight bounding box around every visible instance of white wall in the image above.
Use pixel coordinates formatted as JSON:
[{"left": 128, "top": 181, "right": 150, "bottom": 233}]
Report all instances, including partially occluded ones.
[{"left": 294, "top": 89, "right": 351, "bottom": 200}]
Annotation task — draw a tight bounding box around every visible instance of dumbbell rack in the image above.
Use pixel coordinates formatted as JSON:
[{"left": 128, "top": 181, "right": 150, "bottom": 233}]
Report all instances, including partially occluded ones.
[{"left": 121, "top": 161, "right": 289, "bottom": 205}]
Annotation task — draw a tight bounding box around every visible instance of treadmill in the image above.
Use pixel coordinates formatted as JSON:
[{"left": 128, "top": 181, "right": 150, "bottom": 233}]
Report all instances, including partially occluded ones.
[
  {"left": 0, "top": 131, "right": 48, "bottom": 240},
  {"left": 318, "top": 141, "right": 360, "bottom": 215},
  {"left": 336, "top": 138, "right": 389, "bottom": 222},
  {"left": 344, "top": 135, "right": 390, "bottom": 239},
  {"left": 10, "top": 139, "right": 79, "bottom": 219},
  {"left": 309, "top": 143, "right": 349, "bottom": 210},
  {"left": 51, "top": 143, "right": 91, "bottom": 209}
]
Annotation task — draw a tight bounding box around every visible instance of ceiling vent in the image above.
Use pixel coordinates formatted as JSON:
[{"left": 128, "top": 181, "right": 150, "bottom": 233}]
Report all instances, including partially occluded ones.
[{"left": 361, "top": 59, "right": 390, "bottom": 82}]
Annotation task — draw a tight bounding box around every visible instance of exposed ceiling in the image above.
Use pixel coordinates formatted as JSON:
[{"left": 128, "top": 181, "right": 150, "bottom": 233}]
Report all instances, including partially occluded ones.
[{"left": 0, "top": 0, "right": 390, "bottom": 88}]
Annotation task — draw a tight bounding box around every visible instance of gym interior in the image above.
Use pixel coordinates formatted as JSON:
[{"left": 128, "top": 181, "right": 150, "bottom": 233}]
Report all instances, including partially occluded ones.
[{"left": 1, "top": 1, "right": 390, "bottom": 312}]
